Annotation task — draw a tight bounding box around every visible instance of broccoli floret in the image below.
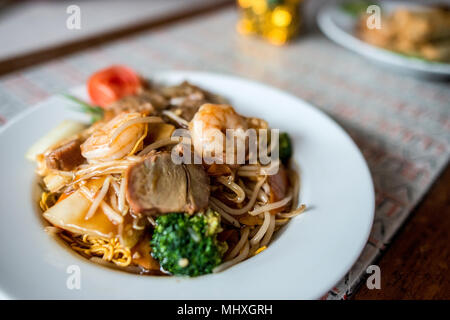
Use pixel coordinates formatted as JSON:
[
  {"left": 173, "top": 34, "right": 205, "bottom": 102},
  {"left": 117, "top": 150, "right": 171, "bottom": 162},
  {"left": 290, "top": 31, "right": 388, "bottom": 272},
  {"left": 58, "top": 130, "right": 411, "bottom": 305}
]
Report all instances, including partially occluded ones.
[
  {"left": 279, "top": 132, "right": 292, "bottom": 164},
  {"left": 150, "top": 210, "right": 227, "bottom": 277}
]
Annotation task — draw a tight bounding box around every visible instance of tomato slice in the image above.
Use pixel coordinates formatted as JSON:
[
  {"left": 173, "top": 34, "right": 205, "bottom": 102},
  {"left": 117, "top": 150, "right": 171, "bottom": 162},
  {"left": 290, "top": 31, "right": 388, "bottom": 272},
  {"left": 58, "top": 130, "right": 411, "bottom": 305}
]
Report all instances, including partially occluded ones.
[{"left": 87, "top": 65, "right": 141, "bottom": 108}]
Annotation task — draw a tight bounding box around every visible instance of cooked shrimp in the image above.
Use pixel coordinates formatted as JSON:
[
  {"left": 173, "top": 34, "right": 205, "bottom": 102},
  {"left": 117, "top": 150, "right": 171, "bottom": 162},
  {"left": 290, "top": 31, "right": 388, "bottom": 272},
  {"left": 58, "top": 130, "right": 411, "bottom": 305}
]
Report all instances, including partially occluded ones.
[
  {"left": 81, "top": 112, "right": 147, "bottom": 162},
  {"left": 189, "top": 104, "right": 248, "bottom": 164}
]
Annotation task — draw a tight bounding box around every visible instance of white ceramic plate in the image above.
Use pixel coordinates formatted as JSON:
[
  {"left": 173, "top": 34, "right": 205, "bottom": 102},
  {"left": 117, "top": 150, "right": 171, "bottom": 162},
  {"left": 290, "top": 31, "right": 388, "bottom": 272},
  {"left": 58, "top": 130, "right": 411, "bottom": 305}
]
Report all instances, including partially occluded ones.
[
  {"left": 317, "top": 1, "right": 450, "bottom": 79},
  {"left": 0, "top": 71, "right": 374, "bottom": 299}
]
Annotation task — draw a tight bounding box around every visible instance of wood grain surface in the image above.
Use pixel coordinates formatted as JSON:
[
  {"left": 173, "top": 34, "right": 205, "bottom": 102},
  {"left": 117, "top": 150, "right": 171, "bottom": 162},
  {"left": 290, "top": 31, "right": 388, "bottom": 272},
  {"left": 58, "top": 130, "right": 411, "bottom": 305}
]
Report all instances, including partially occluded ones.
[{"left": 354, "top": 165, "right": 450, "bottom": 300}]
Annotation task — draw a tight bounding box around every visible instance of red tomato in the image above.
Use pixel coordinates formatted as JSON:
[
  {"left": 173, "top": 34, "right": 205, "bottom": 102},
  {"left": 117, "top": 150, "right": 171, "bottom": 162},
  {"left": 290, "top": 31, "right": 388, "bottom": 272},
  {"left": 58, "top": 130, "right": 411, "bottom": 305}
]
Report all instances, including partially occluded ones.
[{"left": 87, "top": 65, "right": 141, "bottom": 108}]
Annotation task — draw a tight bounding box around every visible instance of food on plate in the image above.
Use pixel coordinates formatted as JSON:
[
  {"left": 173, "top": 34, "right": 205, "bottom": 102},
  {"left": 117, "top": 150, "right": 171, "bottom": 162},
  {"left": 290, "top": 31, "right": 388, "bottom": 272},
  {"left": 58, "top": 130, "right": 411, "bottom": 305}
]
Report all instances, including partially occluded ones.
[
  {"left": 126, "top": 151, "right": 210, "bottom": 215},
  {"left": 28, "top": 66, "right": 306, "bottom": 276},
  {"left": 151, "top": 211, "right": 226, "bottom": 276},
  {"left": 356, "top": 4, "right": 450, "bottom": 62}
]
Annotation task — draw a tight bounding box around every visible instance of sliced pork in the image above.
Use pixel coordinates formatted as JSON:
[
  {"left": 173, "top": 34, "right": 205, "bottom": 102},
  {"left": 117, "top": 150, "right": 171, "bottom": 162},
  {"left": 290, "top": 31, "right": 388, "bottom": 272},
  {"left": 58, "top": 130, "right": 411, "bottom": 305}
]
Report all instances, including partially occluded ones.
[
  {"left": 45, "top": 138, "right": 85, "bottom": 171},
  {"left": 126, "top": 152, "right": 210, "bottom": 216}
]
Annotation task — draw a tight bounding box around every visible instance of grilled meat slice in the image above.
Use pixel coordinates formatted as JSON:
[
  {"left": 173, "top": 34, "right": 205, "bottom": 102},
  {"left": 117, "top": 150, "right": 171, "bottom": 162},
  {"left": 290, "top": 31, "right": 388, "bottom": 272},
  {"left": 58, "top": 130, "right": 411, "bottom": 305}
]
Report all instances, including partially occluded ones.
[
  {"left": 126, "top": 152, "right": 210, "bottom": 216},
  {"left": 45, "top": 138, "right": 85, "bottom": 171}
]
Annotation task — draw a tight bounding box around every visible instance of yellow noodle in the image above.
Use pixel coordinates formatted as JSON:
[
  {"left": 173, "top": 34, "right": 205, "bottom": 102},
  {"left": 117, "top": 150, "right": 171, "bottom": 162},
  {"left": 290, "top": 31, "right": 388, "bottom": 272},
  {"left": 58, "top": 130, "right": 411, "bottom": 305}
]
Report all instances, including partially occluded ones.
[{"left": 69, "top": 234, "right": 131, "bottom": 267}]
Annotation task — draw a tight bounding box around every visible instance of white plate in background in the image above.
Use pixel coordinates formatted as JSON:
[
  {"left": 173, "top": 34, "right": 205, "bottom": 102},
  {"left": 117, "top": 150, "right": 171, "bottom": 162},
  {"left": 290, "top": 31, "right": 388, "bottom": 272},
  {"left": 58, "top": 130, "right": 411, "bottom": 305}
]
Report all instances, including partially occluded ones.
[
  {"left": 0, "top": 71, "right": 374, "bottom": 299},
  {"left": 317, "top": 1, "right": 450, "bottom": 79}
]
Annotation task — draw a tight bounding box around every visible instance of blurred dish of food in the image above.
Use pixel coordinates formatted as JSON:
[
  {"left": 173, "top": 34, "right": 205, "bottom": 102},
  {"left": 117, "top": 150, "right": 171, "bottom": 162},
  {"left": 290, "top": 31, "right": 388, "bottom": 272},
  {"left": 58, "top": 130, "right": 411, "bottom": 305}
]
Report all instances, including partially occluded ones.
[
  {"left": 318, "top": 1, "right": 450, "bottom": 78},
  {"left": 236, "top": 0, "right": 304, "bottom": 45},
  {"left": 357, "top": 4, "right": 450, "bottom": 62},
  {"left": 0, "top": 70, "right": 375, "bottom": 299},
  {"left": 27, "top": 65, "right": 305, "bottom": 277}
]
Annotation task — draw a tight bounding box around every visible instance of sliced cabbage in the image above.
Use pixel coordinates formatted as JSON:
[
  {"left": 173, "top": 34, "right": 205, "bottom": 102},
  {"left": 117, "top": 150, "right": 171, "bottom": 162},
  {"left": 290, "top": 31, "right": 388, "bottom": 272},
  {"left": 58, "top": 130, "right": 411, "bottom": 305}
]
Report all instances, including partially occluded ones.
[{"left": 43, "top": 190, "right": 117, "bottom": 238}]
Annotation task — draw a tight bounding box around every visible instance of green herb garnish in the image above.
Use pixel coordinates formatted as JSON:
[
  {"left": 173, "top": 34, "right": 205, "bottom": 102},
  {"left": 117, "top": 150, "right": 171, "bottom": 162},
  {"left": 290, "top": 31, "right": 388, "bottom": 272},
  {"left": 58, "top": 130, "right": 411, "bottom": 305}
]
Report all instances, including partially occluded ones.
[
  {"left": 151, "top": 210, "right": 227, "bottom": 277},
  {"left": 63, "top": 94, "right": 104, "bottom": 123}
]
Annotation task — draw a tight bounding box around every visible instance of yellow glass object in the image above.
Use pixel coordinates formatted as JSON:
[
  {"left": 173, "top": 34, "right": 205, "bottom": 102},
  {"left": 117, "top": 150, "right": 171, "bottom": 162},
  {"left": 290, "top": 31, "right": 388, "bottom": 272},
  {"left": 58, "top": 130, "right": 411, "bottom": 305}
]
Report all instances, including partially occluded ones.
[
  {"left": 238, "top": 0, "right": 253, "bottom": 9},
  {"left": 252, "top": 0, "right": 268, "bottom": 15},
  {"left": 237, "top": 0, "right": 303, "bottom": 45},
  {"left": 237, "top": 18, "right": 256, "bottom": 34},
  {"left": 265, "top": 28, "right": 289, "bottom": 45},
  {"left": 272, "top": 6, "right": 292, "bottom": 27}
]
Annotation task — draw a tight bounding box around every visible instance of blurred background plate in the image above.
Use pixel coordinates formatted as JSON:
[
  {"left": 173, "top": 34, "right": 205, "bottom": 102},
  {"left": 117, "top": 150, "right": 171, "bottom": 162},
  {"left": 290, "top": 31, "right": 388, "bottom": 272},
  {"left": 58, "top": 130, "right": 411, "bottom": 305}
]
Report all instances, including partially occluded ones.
[{"left": 317, "top": 1, "right": 450, "bottom": 79}]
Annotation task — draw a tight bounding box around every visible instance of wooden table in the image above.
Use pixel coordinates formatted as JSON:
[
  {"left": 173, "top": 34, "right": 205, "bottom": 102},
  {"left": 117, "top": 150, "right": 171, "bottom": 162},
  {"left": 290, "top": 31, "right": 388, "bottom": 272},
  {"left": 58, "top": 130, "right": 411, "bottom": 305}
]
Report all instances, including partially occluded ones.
[
  {"left": 1, "top": 2, "right": 448, "bottom": 300},
  {"left": 353, "top": 165, "right": 450, "bottom": 300}
]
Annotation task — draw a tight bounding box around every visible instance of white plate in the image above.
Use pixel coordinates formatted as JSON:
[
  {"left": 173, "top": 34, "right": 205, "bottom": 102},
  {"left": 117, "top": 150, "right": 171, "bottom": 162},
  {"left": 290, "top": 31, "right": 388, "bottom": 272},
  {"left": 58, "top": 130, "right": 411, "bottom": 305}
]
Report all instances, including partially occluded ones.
[
  {"left": 0, "top": 71, "right": 374, "bottom": 299},
  {"left": 317, "top": 1, "right": 450, "bottom": 79}
]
